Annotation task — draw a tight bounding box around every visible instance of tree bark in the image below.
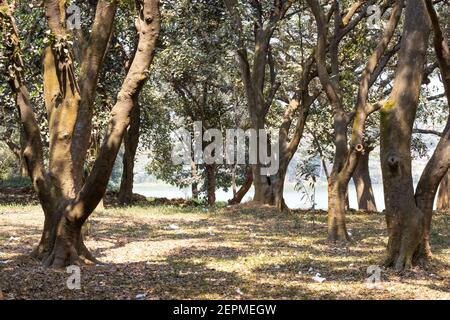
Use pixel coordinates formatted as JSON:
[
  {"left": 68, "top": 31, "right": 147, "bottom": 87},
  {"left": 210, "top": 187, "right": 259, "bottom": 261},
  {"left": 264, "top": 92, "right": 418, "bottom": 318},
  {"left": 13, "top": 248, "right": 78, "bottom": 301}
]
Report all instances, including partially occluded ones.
[
  {"left": 352, "top": 147, "right": 377, "bottom": 212},
  {"left": 205, "top": 164, "right": 216, "bottom": 206},
  {"left": 436, "top": 170, "right": 450, "bottom": 212},
  {"left": 191, "top": 161, "right": 199, "bottom": 200},
  {"left": 380, "top": 0, "right": 431, "bottom": 271},
  {"left": 228, "top": 167, "right": 253, "bottom": 205},
  {"left": 412, "top": 0, "right": 450, "bottom": 266},
  {"left": 118, "top": 102, "right": 140, "bottom": 205},
  {"left": 272, "top": 166, "right": 287, "bottom": 211}
]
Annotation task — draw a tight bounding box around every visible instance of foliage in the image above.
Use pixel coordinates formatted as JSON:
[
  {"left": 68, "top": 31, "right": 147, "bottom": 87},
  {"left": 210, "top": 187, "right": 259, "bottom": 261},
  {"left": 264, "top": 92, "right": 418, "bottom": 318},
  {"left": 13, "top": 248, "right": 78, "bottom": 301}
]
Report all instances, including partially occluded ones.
[{"left": 0, "top": 144, "right": 19, "bottom": 180}]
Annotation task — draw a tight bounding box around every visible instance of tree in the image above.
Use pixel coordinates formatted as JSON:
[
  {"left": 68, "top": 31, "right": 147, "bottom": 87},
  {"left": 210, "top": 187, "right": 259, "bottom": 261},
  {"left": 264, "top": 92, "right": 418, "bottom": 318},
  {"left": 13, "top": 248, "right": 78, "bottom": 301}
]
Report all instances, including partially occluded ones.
[
  {"left": 224, "top": 0, "right": 292, "bottom": 204},
  {"left": 352, "top": 141, "right": 377, "bottom": 212},
  {"left": 412, "top": 0, "right": 450, "bottom": 266},
  {"left": 0, "top": 0, "right": 161, "bottom": 267},
  {"left": 143, "top": 0, "right": 246, "bottom": 206},
  {"left": 380, "top": 0, "right": 432, "bottom": 270},
  {"left": 436, "top": 170, "right": 449, "bottom": 212},
  {"left": 118, "top": 101, "right": 140, "bottom": 205},
  {"left": 308, "top": 0, "right": 402, "bottom": 240}
]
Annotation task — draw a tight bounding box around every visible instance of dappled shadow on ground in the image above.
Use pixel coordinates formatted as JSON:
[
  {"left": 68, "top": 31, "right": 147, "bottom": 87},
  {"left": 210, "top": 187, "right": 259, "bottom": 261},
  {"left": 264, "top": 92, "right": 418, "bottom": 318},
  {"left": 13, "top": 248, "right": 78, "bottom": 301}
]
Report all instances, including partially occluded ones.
[{"left": 0, "top": 204, "right": 449, "bottom": 299}]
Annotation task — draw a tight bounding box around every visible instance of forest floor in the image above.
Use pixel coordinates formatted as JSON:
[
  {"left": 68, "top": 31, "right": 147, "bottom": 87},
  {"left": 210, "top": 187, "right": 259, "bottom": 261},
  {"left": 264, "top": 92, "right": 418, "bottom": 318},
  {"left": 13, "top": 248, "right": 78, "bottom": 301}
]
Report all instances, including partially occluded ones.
[{"left": 0, "top": 201, "right": 449, "bottom": 300}]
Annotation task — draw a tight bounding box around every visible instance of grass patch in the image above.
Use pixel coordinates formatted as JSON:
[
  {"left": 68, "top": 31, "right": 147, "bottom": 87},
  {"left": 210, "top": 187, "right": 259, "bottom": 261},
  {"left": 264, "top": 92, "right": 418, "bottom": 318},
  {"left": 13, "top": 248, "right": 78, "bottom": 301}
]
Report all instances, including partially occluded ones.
[{"left": 0, "top": 204, "right": 448, "bottom": 300}]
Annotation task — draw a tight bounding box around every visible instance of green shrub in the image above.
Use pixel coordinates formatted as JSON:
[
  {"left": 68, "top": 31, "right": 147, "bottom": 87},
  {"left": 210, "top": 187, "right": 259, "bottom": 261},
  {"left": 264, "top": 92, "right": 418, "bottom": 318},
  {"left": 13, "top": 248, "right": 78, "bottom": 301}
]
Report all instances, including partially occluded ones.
[
  {"left": 0, "top": 176, "right": 32, "bottom": 189},
  {"left": 0, "top": 146, "right": 20, "bottom": 180}
]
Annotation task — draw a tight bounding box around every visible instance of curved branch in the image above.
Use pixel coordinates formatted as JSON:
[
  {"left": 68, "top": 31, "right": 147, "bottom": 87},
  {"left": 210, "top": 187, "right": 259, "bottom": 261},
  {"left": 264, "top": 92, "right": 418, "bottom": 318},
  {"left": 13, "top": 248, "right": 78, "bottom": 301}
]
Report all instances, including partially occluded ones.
[
  {"left": 72, "top": 0, "right": 118, "bottom": 178},
  {"left": 0, "top": 2, "right": 52, "bottom": 213},
  {"left": 72, "top": 0, "right": 161, "bottom": 223}
]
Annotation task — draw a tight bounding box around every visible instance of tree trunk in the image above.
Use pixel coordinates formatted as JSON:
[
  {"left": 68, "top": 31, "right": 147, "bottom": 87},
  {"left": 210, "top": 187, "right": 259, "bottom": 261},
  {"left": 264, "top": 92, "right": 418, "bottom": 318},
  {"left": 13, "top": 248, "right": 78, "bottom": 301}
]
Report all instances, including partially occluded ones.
[
  {"left": 436, "top": 169, "right": 450, "bottom": 212},
  {"left": 413, "top": 0, "right": 450, "bottom": 266},
  {"left": 328, "top": 173, "right": 351, "bottom": 241},
  {"left": 380, "top": 0, "right": 431, "bottom": 271},
  {"left": 272, "top": 171, "right": 287, "bottom": 211},
  {"left": 118, "top": 102, "right": 140, "bottom": 205},
  {"left": 2, "top": 0, "right": 160, "bottom": 268},
  {"left": 3, "top": 134, "right": 29, "bottom": 177},
  {"left": 273, "top": 97, "right": 313, "bottom": 212},
  {"left": 32, "top": 209, "right": 96, "bottom": 268},
  {"left": 352, "top": 149, "right": 378, "bottom": 212},
  {"left": 191, "top": 161, "right": 199, "bottom": 200},
  {"left": 228, "top": 167, "right": 253, "bottom": 205},
  {"left": 251, "top": 117, "right": 273, "bottom": 204},
  {"left": 205, "top": 164, "right": 216, "bottom": 206},
  {"left": 272, "top": 157, "right": 289, "bottom": 211},
  {"left": 252, "top": 164, "right": 272, "bottom": 203},
  {"left": 326, "top": 112, "right": 353, "bottom": 241}
]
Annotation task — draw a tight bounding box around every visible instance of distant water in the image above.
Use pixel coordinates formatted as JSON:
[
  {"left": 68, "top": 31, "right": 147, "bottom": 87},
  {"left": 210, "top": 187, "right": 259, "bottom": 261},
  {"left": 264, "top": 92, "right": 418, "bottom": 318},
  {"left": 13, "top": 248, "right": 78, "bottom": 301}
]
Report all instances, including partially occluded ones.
[{"left": 133, "top": 182, "right": 387, "bottom": 211}]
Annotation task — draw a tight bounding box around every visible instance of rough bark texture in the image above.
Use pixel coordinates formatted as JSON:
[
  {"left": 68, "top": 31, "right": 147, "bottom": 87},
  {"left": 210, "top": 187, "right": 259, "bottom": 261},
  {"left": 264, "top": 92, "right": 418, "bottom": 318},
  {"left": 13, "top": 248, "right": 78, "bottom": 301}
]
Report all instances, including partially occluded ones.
[
  {"left": 380, "top": 0, "right": 431, "bottom": 271},
  {"left": 436, "top": 170, "right": 450, "bottom": 212},
  {"left": 352, "top": 147, "right": 377, "bottom": 212},
  {"left": 118, "top": 102, "right": 140, "bottom": 205},
  {"left": 191, "top": 161, "right": 199, "bottom": 200},
  {"left": 205, "top": 164, "right": 216, "bottom": 206},
  {"left": 1, "top": 0, "right": 160, "bottom": 268}
]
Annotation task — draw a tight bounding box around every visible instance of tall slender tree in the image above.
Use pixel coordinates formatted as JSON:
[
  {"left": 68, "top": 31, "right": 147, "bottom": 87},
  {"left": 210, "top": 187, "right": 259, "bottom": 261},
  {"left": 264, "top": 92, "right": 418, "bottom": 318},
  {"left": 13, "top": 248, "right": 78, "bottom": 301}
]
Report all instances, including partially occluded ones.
[{"left": 308, "top": 0, "right": 402, "bottom": 240}]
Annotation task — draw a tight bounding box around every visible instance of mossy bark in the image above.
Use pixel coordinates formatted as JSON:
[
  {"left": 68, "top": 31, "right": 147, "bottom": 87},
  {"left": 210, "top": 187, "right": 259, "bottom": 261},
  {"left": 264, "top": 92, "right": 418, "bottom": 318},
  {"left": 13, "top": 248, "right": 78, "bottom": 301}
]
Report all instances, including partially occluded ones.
[{"left": 380, "top": 0, "right": 431, "bottom": 271}]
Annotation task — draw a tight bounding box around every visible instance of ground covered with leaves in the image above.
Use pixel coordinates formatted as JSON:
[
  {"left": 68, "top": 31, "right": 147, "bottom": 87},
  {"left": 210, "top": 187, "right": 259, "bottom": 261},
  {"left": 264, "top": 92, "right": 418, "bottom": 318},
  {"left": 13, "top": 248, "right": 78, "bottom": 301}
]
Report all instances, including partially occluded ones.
[{"left": 0, "top": 202, "right": 449, "bottom": 300}]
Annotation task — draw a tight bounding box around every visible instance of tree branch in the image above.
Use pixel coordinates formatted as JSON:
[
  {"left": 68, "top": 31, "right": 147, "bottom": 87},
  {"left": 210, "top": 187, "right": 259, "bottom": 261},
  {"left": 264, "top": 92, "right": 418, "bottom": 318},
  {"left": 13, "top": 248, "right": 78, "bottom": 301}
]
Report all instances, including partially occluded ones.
[{"left": 73, "top": 0, "right": 161, "bottom": 223}]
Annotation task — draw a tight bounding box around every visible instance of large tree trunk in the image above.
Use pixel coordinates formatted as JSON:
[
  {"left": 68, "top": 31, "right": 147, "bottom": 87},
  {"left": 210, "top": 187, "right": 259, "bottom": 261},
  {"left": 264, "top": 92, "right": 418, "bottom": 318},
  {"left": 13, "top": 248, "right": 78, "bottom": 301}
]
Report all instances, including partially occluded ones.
[
  {"left": 436, "top": 169, "right": 450, "bottom": 212},
  {"left": 414, "top": 120, "right": 450, "bottom": 265},
  {"left": 118, "top": 102, "right": 140, "bottom": 205},
  {"left": 252, "top": 164, "right": 272, "bottom": 203},
  {"left": 327, "top": 118, "right": 352, "bottom": 241},
  {"left": 32, "top": 210, "right": 96, "bottom": 267},
  {"left": 380, "top": 0, "right": 431, "bottom": 271},
  {"left": 328, "top": 109, "right": 351, "bottom": 241},
  {"left": 352, "top": 148, "right": 378, "bottom": 212},
  {"left": 205, "top": 164, "right": 216, "bottom": 206}
]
